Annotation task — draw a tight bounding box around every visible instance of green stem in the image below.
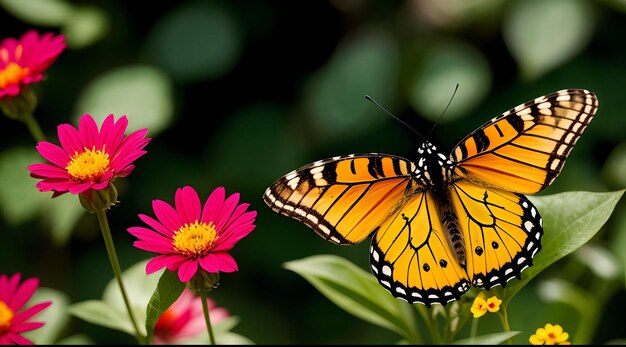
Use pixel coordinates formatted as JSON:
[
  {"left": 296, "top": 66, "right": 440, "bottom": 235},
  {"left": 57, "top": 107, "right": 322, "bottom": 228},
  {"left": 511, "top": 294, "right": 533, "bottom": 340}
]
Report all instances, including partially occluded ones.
[
  {"left": 21, "top": 112, "right": 47, "bottom": 143},
  {"left": 200, "top": 289, "right": 216, "bottom": 345},
  {"left": 497, "top": 305, "right": 512, "bottom": 345},
  {"left": 471, "top": 317, "right": 479, "bottom": 339},
  {"left": 95, "top": 208, "right": 144, "bottom": 344}
]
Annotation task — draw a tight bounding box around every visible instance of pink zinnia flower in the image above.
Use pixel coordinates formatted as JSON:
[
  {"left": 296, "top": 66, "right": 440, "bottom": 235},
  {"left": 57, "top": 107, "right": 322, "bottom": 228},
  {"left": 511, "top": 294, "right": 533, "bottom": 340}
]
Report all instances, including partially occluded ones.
[
  {"left": 0, "top": 274, "right": 52, "bottom": 345},
  {"left": 153, "top": 288, "right": 229, "bottom": 344},
  {"left": 27, "top": 114, "right": 150, "bottom": 197},
  {"left": 128, "top": 186, "right": 256, "bottom": 282},
  {"left": 0, "top": 30, "right": 65, "bottom": 98}
]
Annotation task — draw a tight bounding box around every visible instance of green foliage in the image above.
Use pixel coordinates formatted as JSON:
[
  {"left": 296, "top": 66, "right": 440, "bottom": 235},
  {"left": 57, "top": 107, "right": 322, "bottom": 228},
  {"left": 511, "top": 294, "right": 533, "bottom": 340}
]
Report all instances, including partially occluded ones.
[{"left": 144, "top": 270, "right": 186, "bottom": 344}]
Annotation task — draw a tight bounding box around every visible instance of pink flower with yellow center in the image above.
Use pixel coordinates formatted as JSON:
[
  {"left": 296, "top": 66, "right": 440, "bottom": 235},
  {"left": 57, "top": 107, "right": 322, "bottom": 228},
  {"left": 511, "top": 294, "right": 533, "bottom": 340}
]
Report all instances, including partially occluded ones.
[
  {"left": 153, "top": 288, "right": 229, "bottom": 344},
  {"left": 0, "top": 273, "right": 52, "bottom": 345},
  {"left": 27, "top": 114, "right": 150, "bottom": 198},
  {"left": 128, "top": 186, "right": 256, "bottom": 283},
  {"left": 0, "top": 30, "right": 65, "bottom": 98}
]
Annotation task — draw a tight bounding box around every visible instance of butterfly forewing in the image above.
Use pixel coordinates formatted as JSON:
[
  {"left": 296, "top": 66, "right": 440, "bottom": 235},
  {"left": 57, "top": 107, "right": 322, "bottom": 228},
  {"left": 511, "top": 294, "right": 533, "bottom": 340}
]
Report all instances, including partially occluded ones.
[
  {"left": 451, "top": 89, "right": 598, "bottom": 194},
  {"left": 263, "top": 154, "right": 416, "bottom": 244},
  {"left": 370, "top": 191, "right": 471, "bottom": 306},
  {"left": 449, "top": 181, "right": 542, "bottom": 289}
]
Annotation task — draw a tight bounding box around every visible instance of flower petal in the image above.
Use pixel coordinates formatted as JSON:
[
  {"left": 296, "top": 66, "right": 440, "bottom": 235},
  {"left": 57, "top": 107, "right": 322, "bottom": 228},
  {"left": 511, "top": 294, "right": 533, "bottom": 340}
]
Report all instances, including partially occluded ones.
[
  {"left": 177, "top": 260, "right": 198, "bottom": 282},
  {"left": 201, "top": 187, "right": 225, "bottom": 225},
  {"left": 175, "top": 186, "right": 201, "bottom": 224},
  {"left": 153, "top": 199, "right": 182, "bottom": 232}
]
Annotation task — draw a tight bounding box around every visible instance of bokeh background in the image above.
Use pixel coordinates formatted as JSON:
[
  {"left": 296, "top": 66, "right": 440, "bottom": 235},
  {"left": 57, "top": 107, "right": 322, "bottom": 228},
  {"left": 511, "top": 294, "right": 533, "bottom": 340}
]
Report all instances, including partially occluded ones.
[{"left": 1, "top": 0, "right": 626, "bottom": 344}]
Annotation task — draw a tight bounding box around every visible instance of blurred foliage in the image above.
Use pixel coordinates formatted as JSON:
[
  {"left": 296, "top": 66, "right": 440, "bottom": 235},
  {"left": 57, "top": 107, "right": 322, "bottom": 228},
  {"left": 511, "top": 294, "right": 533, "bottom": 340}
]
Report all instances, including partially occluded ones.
[{"left": 1, "top": 0, "right": 626, "bottom": 344}]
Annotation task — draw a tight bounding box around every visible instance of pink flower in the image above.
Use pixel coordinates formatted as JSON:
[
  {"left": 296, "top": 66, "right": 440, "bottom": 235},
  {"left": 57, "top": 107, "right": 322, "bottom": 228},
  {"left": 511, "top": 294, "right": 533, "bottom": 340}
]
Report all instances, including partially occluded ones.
[
  {"left": 128, "top": 186, "right": 256, "bottom": 282},
  {"left": 0, "top": 30, "right": 65, "bottom": 98},
  {"left": 28, "top": 114, "right": 150, "bottom": 198},
  {"left": 153, "top": 288, "right": 229, "bottom": 344},
  {"left": 0, "top": 273, "right": 52, "bottom": 345}
]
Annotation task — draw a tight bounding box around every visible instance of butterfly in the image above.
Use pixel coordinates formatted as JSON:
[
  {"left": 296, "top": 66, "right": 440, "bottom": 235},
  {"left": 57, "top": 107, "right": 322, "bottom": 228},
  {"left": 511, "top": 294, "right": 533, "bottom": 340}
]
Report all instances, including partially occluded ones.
[{"left": 263, "top": 89, "right": 598, "bottom": 306}]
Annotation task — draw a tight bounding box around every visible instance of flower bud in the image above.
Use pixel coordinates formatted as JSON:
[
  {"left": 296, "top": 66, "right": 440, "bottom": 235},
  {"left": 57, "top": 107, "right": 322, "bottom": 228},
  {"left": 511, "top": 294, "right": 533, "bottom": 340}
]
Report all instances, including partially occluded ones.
[{"left": 79, "top": 183, "right": 119, "bottom": 213}]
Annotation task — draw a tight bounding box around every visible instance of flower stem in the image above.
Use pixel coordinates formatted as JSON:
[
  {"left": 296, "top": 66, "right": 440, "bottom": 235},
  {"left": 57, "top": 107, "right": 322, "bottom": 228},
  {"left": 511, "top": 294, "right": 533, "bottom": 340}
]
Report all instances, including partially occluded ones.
[
  {"left": 471, "top": 317, "right": 478, "bottom": 339},
  {"left": 95, "top": 208, "right": 144, "bottom": 344},
  {"left": 498, "top": 305, "right": 512, "bottom": 345},
  {"left": 21, "top": 112, "right": 47, "bottom": 143},
  {"left": 200, "top": 289, "right": 216, "bottom": 345}
]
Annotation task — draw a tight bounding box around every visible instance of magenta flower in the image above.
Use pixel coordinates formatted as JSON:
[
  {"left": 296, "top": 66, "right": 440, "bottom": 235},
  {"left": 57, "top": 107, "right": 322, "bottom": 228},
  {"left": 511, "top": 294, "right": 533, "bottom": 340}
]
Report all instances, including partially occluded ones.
[
  {"left": 0, "top": 273, "right": 52, "bottom": 345},
  {"left": 153, "top": 288, "right": 229, "bottom": 344},
  {"left": 0, "top": 30, "right": 65, "bottom": 98},
  {"left": 128, "top": 186, "right": 256, "bottom": 282},
  {"left": 27, "top": 114, "right": 150, "bottom": 198}
]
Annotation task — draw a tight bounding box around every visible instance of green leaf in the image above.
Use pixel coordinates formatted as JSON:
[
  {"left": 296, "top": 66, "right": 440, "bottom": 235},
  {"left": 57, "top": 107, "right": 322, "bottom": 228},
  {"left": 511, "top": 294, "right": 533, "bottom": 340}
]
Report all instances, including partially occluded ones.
[
  {"left": 0, "top": 146, "right": 46, "bottom": 224},
  {"left": 408, "top": 40, "right": 491, "bottom": 122},
  {"left": 69, "top": 259, "right": 164, "bottom": 338},
  {"left": 503, "top": 189, "right": 625, "bottom": 302},
  {"left": 144, "top": 270, "right": 186, "bottom": 343},
  {"left": 67, "top": 300, "right": 136, "bottom": 335},
  {"left": 73, "top": 64, "right": 174, "bottom": 135},
  {"left": 55, "top": 334, "right": 94, "bottom": 345},
  {"left": 452, "top": 331, "right": 521, "bottom": 345},
  {"left": 284, "top": 254, "right": 420, "bottom": 343},
  {"left": 503, "top": 0, "right": 595, "bottom": 80},
  {"left": 62, "top": 5, "right": 109, "bottom": 49},
  {"left": 0, "top": 0, "right": 71, "bottom": 26}
]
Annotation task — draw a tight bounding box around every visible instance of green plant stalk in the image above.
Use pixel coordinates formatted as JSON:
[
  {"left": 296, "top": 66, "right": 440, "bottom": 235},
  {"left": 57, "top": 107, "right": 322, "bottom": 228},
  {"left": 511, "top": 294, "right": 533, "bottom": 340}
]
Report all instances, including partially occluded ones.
[
  {"left": 200, "top": 289, "right": 216, "bottom": 345},
  {"left": 415, "top": 305, "right": 440, "bottom": 344},
  {"left": 497, "top": 303, "right": 512, "bottom": 345},
  {"left": 470, "top": 317, "right": 478, "bottom": 339},
  {"left": 21, "top": 111, "right": 47, "bottom": 143},
  {"left": 95, "top": 208, "right": 144, "bottom": 344}
]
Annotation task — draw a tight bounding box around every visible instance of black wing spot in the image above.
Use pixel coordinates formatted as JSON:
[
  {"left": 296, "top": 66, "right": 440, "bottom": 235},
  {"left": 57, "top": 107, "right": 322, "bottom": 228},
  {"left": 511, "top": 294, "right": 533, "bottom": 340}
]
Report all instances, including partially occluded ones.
[{"left": 475, "top": 246, "right": 483, "bottom": 256}]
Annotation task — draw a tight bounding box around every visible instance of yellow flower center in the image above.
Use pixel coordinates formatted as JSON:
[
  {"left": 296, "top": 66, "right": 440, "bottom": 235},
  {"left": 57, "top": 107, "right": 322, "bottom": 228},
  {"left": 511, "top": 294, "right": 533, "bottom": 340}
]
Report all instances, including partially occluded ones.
[
  {"left": 0, "top": 62, "right": 30, "bottom": 89},
  {"left": 172, "top": 221, "right": 217, "bottom": 258},
  {"left": 65, "top": 146, "right": 110, "bottom": 182},
  {"left": 0, "top": 301, "right": 14, "bottom": 331}
]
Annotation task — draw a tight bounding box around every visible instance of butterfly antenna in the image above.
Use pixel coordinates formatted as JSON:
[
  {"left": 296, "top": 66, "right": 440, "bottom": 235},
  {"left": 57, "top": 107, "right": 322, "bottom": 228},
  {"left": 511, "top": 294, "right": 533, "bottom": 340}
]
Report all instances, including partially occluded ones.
[
  {"left": 425, "top": 83, "right": 459, "bottom": 141},
  {"left": 365, "top": 95, "right": 426, "bottom": 142}
]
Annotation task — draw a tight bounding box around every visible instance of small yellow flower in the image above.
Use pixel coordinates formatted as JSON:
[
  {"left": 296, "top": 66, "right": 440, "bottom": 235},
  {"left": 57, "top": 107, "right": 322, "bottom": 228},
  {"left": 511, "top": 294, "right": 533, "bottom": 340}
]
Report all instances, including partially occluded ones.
[
  {"left": 529, "top": 323, "right": 571, "bottom": 345},
  {"left": 470, "top": 293, "right": 502, "bottom": 318}
]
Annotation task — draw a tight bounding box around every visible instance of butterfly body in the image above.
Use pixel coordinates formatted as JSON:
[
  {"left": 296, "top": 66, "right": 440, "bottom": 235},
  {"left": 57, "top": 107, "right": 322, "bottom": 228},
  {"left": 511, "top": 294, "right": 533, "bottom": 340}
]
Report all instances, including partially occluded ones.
[{"left": 264, "top": 89, "right": 598, "bottom": 306}]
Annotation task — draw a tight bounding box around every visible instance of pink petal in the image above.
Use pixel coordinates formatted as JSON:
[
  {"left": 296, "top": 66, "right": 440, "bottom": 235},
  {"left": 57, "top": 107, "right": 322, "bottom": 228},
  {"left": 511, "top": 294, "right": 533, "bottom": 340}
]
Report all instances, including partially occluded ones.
[
  {"left": 175, "top": 186, "right": 201, "bottom": 224},
  {"left": 6, "top": 332, "right": 33, "bottom": 345},
  {"left": 27, "top": 163, "right": 69, "bottom": 179},
  {"left": 97, "top": 114, "right": 115, "bottom": 150},
  {"left": 9, "top": 277, "right": 38, "bottom": 311},
  {"left": 34, "top": 141, "right": 70, "bottom": 168},
  {"left": 152, "top": 200, "right": 182, "bottom": 232},
  {"left": 201, "top": 187, "right": 225, "bottom": 224},
  {"left": 11, "top": 321, "right": 45, "bottom": 333},
  {"left": 198, "top": 254, "right": 219, "bottom": 273},
  {"left": 214, "top": 192, "right": 240, "bottom": 231},
  {"left": 178, "top": 260, "right": 198, "bottom": 283},
  {"left": 12, "top": 302, "right": 51, "bottom": 324},
  {"left": 78, "top": 114, "right": 99, "bottom": 148},
  {"left": 214, "top": 252, "right": 238, "bottom": 272},
  {"left": 57, "top": 123, "right": 82, "bottom": 154},
  {"left": 146, "top": 255, "right": 171, "bottom": 274},
  {"left": 138, "top": 214, "right": 173, "bottom": 237}
]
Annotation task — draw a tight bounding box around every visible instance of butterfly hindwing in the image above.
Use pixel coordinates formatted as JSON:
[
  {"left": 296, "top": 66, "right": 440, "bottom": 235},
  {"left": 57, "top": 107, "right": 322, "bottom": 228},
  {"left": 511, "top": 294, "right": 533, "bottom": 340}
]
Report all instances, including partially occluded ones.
[
  {"left": 264, "top": 154, "right": 417, "bottom": 245},
  {"left": 451, "top": 89, "right": 598, "bottom": 194},
  {"left": 449, "top": 180, "right": 542, "bottom": 289},
  {"left": 370, "top": 191, "right": 471, "bottom": 306}
]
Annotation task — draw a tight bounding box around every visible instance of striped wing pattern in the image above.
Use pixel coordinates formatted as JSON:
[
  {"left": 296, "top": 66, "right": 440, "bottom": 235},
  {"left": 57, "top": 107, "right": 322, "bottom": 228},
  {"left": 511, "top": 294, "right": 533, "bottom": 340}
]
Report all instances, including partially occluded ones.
[
  {"left": 263, "top": 154, "right": 417, "bottom": 245},
  {"left": 451, "top": 89, "right": 598, "bottom": 194}
]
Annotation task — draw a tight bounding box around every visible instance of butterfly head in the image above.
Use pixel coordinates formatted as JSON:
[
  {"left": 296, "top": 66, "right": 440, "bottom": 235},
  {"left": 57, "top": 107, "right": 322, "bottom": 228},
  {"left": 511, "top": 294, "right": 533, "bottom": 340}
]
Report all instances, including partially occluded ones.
[{"left": 415, "top": 142, "right": 453, "bottom": 190}]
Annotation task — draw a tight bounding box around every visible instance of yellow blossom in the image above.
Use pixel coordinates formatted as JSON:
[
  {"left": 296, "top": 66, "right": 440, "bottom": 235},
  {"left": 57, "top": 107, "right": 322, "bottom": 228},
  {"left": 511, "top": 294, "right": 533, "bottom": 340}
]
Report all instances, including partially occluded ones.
[
  {"left": 470, "top": 293, "right": 501, "bottom": 318},
  {"left": 529, "top": 323, "right": 571, "bottom": 345}
]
